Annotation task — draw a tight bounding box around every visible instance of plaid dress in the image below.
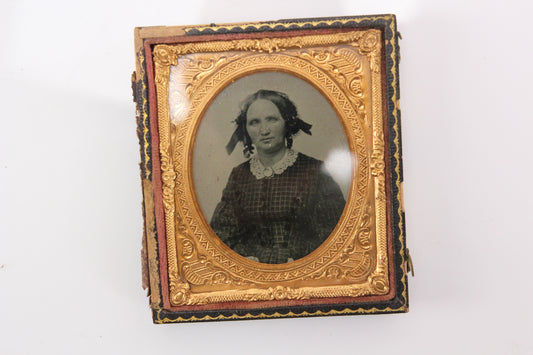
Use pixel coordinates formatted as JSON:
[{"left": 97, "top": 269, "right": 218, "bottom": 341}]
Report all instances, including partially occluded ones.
[{"left": 210, "top": 153, "right": 346, "bottom": 264}]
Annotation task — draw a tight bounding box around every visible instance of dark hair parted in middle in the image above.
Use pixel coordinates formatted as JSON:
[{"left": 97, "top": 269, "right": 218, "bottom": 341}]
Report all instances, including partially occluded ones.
[{"left": 225, "top": 89, "right": 313, "bottom": 157}]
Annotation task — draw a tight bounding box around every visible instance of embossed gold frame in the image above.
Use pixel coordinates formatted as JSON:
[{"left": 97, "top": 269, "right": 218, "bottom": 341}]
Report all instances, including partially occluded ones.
[{"left": 133, "top": 15, "right": 407, "bottom": 323}]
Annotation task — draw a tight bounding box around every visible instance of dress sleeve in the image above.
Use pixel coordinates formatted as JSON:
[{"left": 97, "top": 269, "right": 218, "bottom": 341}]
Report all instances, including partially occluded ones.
[
  {"left": 210, "top": 168, "right": 249, "bottom": 255},
  {"left": 310, "top": 170, "right": 346, "bottom": 242}
]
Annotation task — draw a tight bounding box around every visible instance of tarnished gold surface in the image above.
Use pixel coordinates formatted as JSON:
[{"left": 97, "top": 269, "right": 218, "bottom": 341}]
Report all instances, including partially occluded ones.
[
  {"left": 182, "top": 16, "right": 392, "bottom": 34},
  {"left": 153, "top": 29, "right": 390, "bottom": 306},
  {"left": 137, "top": 52, "right": 151, "bottom": 180},
  {"left": 386, "top": 18, "right": 408, "bottom": 306},
  {"left": 142, "top": 179, "right": 161, "bottom": 307},
  {"left": 153, "top": 304, "right": 405, "bottom": 324},
  {"left": 135, "top": 51, "right": 160, "bottom": 306}
]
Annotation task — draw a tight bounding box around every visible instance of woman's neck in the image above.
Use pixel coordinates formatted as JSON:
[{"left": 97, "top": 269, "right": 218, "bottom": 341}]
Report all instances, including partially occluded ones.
[{"left": 257, "top": 146, "right": 288, "bottom": 167}]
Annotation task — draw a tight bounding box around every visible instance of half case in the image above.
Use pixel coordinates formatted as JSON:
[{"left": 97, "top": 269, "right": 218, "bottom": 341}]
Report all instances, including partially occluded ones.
[{"left": 132, "top": 14, "right": 408, "bottom": 323}]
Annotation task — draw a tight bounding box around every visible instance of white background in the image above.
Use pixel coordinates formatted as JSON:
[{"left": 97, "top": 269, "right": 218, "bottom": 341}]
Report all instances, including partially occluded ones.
[{"left": 1, "top": 0, "right": 532, "bottom": 354}]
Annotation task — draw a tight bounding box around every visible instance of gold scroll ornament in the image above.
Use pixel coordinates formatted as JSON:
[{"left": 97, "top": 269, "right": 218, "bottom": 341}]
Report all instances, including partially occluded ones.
[{"left": 153, "top": 29, "right": 389, "bottom": 306}]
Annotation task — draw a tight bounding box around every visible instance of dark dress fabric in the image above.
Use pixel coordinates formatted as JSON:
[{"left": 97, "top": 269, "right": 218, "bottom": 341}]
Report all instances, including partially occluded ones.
[{"left": 210, "top": 153, "right": 346, "bottom": 264}]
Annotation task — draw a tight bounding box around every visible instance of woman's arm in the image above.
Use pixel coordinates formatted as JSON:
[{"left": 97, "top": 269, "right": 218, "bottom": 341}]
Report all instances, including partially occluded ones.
[
  {"left": 210, "top": 169, "right": 249, "bottom": 255},
  {"left": 310, "top": 170, "right": 346, "bottom": 242}
]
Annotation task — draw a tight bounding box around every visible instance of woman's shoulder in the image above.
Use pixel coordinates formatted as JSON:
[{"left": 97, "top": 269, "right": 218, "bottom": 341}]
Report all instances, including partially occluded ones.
[
  {"left": 294, "top": 153, "right": 338, "bottom": 181},
  {"left": 294, "top": 152, "right": 324, "bottom": 168},
  {"left": 228, "top": 159, "right": 252, "bottom": 178}
]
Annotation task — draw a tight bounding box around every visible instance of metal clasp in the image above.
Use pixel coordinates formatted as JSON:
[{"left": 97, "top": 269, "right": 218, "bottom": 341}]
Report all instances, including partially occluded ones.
[{"left": 406, "top": 248, "right": 414, "bottom": 277}]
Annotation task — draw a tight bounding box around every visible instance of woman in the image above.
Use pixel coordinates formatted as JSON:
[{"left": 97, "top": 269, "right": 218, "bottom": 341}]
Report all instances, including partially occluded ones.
[{"left": 210, "top": 90, "right": 346, "bottom": 264}]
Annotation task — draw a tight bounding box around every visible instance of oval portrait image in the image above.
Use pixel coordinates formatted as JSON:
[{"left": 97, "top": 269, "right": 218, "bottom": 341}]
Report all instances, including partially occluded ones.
[{"left": 193, "top": 72, "right": 355, "bottom": 265}]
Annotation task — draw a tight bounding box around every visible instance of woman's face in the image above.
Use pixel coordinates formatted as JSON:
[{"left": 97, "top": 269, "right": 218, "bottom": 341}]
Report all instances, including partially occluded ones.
[{"left": 246, "top": 99, "right": 287, "bottom": 156}]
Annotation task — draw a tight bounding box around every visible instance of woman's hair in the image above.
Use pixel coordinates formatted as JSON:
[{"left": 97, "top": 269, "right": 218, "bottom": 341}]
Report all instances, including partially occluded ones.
[{"left": 226, "top": 89, "right": 312, "bottom": 157}]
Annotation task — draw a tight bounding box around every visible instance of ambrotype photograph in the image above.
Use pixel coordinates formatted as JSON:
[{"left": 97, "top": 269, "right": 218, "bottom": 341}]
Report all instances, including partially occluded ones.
[{"left": 193, "top": 72, "right": 354, "bottom": 264}]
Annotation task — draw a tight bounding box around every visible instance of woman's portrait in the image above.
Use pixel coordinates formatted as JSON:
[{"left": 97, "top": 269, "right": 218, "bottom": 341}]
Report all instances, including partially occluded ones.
[{"left": 193, "top": 72, "right": 354, "bottom": 264}]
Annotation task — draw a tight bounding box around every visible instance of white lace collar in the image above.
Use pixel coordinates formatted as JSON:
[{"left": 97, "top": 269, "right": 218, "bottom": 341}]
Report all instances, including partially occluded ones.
[{"left": 250, "top": 149, "right": 298, "bottom": 179}]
